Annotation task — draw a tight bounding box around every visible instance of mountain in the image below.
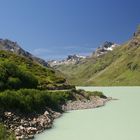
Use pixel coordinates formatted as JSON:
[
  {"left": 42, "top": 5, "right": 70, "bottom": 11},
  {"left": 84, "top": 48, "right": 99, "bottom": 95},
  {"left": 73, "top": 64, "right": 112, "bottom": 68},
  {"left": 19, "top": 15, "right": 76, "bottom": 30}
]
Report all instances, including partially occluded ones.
[
  {"left": 0, "top": 39, "right": 49, "bottom": 67},
  {"left": 48, "top": 42, "right": 118, "bottom": 67},
  {"left": 0, "top": 40, "right": 73, "bottom": 90},
  {"left": 92, "top": 41, "right": 119, "bottom": 57},
  {"left": 52, "top": 26, "right": 140, "bottom": 86},
  {"left": 48, "top": 54, "right": 86, "bottom": 67}
]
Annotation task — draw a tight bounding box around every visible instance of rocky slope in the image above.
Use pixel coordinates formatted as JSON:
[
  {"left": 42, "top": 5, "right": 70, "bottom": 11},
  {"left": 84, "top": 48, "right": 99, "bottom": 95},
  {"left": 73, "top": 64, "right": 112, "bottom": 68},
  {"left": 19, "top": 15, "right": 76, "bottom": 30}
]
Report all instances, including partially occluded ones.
[
  {"left": 0, "top": 39, "right": 49, "bottom": 67},
  {"left": 52, "top": 26, "right": 140, "bottom": 86},
  {"left": 48, "top": 54, "right": 86, "bottom": 67},
  {"left": 92, "top": 41, "right": 119, "bottom": 57}
]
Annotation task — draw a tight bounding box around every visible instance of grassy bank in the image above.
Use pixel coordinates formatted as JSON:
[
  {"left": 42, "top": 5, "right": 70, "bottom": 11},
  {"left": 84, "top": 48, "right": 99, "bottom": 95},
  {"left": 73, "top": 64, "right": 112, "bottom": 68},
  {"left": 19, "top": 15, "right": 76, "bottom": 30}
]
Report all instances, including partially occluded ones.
[
  {"left": 0, "top": 89, "right": 105, "bottom": 113},
  {"left": 0, "top": 89, "right": 75, "bottom": 113}
]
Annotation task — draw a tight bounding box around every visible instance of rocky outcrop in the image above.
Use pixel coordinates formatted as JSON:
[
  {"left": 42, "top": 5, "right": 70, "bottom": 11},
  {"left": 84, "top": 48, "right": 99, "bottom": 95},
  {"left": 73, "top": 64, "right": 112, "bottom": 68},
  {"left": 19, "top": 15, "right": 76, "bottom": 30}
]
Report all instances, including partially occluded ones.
[
  {"left": 62, "top": 96, "right": 112, "bottom": 111},
  {"left": 48, "top": 54, "right": 86, "bottom": 67},
  {"left": 92, "top": 41, "right": 119, "bottom": 57},
  {"left": 2, "top": 110, "right": 61, "bottom": 140},
  {"left": 0, "top": 39, "right": 49, "bottom": 67},
  {"left": 130, "top": 25, "right": 140, "bottom": 48}
]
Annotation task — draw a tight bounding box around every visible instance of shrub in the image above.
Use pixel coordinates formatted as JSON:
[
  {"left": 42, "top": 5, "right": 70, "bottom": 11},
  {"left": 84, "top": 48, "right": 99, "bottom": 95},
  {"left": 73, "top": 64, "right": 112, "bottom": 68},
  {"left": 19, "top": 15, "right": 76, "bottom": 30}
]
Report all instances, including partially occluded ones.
[
  {"left": 0, "top": 89, "right": 73, "bottom": 113},
  {"left": 0, "top": 62, "right": 38, "bottom": 91}
]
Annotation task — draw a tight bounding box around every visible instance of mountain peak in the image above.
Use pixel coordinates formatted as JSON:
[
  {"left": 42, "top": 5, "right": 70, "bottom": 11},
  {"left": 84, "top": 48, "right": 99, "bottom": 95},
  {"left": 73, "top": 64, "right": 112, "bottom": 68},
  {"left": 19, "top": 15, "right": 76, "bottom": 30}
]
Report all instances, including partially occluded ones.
[
  {"left": 48, "top": 54, "right": 86, "bottom": 67},
  {"left": 92, "top": 41, "right": 119, "bottom": 57},
  {"left": 0, "top": 39, "right": 20, "bottom": 51},
  {"left": 67, "top": 54, "right": 86, "bottom": 60}
]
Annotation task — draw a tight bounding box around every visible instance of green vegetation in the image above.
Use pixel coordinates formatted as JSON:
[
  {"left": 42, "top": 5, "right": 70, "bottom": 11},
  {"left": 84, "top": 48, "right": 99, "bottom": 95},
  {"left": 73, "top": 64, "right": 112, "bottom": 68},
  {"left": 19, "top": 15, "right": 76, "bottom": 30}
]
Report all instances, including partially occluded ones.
[
  {"left": 0, "top": 49, "right": 74, "bottom": 137},
  {"left": 55, "top": 28, "right": 140, "bottom": 86},
  {"left": 0, "top": 88, "right": 105, "bottom": 113},
  {"left": 0, "top": 89, "right": 74, "bottom": 113},
  {"left": 0, "top": 124, "right": 15, "bottom": 140},
  {"left": 0, "top": 62, "right": 38, "bottom": 91},
  {"left": 0, "top": 50, "right": 71, "bottom": 90},
  {"left": 0, "top": 43, "right": 105, "bottom": 138},
  {"left": 72, "top": 89, "right": 106, "bottom": 99}
]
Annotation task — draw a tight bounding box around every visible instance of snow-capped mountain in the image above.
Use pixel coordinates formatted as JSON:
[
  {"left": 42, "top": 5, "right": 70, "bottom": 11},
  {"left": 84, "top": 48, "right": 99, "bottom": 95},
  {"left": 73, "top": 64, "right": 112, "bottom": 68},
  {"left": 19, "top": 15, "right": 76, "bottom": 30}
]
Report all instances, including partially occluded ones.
[
  {"left": 48, "top": 54, "right": 87, "bottom": 67},
  {"left": 92, "top": 41, "right": 119, "bottom": 57},
  {"left": 48, "top": 41, "right": 119, "bottom": 67}
]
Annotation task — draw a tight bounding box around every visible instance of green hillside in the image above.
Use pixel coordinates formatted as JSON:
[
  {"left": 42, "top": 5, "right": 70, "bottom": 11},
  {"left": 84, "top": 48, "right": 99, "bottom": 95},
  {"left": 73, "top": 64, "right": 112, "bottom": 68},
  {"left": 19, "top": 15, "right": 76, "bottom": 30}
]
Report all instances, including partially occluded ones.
[
  {"left": 0, "top": 50, "right": 72, "bottom": 90},
  {"left": 55, "top": 27, "right": 140, "bottom": 86}
]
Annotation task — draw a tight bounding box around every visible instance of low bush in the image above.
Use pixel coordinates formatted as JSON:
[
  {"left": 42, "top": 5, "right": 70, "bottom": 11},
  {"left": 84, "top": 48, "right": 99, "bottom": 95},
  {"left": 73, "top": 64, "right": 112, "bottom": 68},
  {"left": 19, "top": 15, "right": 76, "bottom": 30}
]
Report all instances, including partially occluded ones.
[
  {"left": 0, "top": 62, "right": 38, "bottom": 91},
  {"left": 0, "top": 89, "right": 73, "bottom": 113}
]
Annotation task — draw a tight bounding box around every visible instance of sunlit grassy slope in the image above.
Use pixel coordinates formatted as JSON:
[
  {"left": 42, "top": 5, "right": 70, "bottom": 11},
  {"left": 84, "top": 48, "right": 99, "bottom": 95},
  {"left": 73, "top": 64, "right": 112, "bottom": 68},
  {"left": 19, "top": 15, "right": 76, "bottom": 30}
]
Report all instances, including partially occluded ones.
[
  {"left": 55, "top": 29, "right": 140, "bottom": 86},
  {"left": 0, "top": 50, "right": 69, "bottom": 90}
]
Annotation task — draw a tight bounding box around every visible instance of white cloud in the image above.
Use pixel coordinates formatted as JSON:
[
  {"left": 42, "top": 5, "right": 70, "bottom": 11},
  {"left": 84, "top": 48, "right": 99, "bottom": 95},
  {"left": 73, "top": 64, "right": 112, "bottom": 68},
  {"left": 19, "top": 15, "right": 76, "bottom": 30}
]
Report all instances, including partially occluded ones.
[
  {"left": 31, "top": 43, "right": 94, "bottom": 60},
  {"left": 32, "top": 48, "right": 52, "bottom": 55}
]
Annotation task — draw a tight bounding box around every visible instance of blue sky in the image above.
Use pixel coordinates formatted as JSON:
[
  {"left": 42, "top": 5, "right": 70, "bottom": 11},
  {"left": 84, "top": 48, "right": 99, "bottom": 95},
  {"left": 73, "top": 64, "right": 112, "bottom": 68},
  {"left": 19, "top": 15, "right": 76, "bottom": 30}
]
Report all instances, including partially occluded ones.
[{"left": 0, "top": 0, "right": 140, "bottom": 60}]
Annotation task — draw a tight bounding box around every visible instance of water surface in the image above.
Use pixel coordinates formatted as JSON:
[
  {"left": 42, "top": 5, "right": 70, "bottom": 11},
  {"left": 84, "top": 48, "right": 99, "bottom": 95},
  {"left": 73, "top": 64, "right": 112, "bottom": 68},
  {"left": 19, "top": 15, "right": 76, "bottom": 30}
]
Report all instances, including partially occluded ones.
[{"left": 36, "top": 87, "right": 140, "bottom": 140}]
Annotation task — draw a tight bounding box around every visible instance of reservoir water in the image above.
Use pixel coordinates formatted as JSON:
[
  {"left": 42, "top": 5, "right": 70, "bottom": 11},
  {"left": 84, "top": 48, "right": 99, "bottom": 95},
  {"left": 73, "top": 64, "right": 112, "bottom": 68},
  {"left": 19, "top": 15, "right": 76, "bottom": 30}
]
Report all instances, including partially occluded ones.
[{"left": 35, "top": 87, "right": 140, "bottom": 140}]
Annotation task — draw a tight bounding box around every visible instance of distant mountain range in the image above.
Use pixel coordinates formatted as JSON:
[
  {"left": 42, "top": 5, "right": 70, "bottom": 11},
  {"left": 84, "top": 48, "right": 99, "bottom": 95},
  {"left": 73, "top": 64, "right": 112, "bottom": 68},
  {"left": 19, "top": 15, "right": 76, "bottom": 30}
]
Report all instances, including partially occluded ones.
[
  {"left": 48, "top": 54, "right": 87, "bottom": 67},
  {"left": 48, "top": 41, "right": 119, "bottom": 67},
  {"left": 51, "top": 26, "right": 140, "bottom": 86}
]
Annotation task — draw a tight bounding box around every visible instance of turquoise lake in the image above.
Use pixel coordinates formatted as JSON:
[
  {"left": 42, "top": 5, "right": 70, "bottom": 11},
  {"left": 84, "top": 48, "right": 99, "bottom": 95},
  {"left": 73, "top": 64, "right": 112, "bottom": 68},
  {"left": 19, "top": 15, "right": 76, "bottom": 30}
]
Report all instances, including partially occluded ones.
[{"left": 35, "top": 87, "right": 140, "bottom": 140}]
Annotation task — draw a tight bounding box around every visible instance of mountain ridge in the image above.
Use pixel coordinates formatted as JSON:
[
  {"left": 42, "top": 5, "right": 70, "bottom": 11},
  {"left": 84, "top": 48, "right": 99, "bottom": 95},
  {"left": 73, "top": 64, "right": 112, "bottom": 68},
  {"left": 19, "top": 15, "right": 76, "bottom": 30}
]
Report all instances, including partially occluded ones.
[
  {"left": 0, "top": 39, "right": 49, "bottom": 67},
  {"left": 48, "top": 54, "right": 87, "bottom": 67},
  {"left": 48, "top": 41, "right": 118, "bottom": 67}
]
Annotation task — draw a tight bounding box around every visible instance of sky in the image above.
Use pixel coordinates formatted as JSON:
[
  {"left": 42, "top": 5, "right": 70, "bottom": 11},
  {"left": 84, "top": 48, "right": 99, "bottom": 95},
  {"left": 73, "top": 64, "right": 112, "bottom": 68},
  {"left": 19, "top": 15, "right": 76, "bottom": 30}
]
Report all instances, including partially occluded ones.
[{"left": 0, "top": 0, "right": 140, "bottom": 60}]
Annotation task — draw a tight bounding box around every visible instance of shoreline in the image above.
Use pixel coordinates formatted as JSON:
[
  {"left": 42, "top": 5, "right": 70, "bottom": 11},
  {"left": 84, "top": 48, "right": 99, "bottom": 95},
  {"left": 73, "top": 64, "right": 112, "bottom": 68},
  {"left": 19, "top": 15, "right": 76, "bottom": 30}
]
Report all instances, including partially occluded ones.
[{"left": 1, "top": 96, "right": 112, "bottom": 140}]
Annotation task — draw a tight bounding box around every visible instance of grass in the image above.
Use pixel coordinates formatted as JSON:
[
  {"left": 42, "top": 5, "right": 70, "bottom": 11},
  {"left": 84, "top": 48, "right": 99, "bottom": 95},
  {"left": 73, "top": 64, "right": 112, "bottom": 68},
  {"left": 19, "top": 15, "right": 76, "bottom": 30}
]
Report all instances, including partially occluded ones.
[
  {"left": 0, "top": 88, "right": 105, "bottom": 113},
  {"left": 0, "top": 89, "right": 75, "bottom": 113},
  {"left": 55, "top": 32, "right": 140, "bottom": 86},
  {"left": 0, "top": 124, "right": 16, "bottom": 140},
  {"left": 0, "top": 50, "right": 70, "bottom": 90}
]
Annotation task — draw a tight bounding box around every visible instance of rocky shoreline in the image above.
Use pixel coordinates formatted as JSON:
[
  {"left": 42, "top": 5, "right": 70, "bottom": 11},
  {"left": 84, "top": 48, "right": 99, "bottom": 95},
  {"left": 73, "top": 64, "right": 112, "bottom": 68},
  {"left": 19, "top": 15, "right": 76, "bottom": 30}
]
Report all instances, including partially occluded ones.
[
  {"left": 1, "top": 96, "right": 112, "bottom": 140},
  {"left": 62, "top": 96, "right": 112, "bottom": 111},
  {"left": 1, "top": 110, "right": 61, "bottom": 140}
]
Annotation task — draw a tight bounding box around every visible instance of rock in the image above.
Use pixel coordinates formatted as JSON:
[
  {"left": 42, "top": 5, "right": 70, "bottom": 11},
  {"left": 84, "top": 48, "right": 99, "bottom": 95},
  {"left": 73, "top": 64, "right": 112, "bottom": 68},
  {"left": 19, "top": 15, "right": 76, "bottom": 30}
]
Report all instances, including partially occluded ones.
[
  {"left": 44, "top": 111, "right": 49, "bottom": 116},
  {"left": 19, "top": 125, "right": 25, "bottom": 130},
  {"left": 16, "top": 135, "right": 26, "bottom": 140},
  {"left": 53, "top": 112, "right": 61, "bottom": 118},
  {"left": 26, "top": 127, "right": 37, "bottom": 134},
  {"left": 2, "top": 110, "right": 56, "bottom": 139},
  {"left": 4, "top": 112, "right": 13, "bottom": 118},
  {"left": 48, "top": 54, "right": 86, "bottom": 67},
  {"left": 15, "top": 128, "right": 21, "bottom": 136},
  {"left": 92, "top": 41, "right": 119, "bottom": 57}
]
